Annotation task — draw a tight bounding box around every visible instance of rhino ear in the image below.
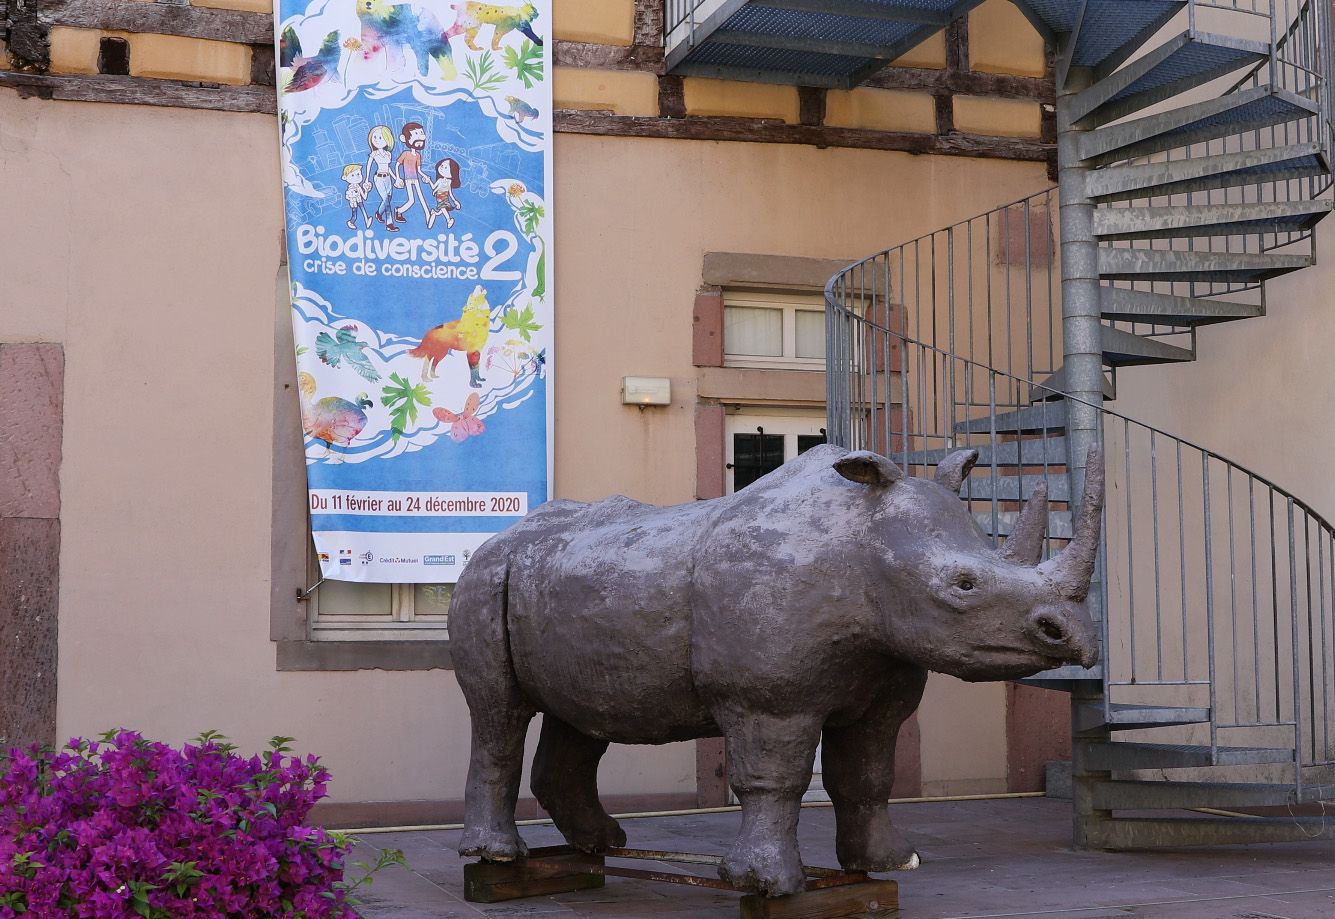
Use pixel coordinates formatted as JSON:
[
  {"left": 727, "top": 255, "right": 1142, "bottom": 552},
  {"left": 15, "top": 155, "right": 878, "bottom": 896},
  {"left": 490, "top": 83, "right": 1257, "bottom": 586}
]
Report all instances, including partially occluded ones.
[
  {"left": 933, "top": 449, "right": 979, "bottom": 494},
  {"left": 834, "top": 451, "right": 903, "bottom": 488}
]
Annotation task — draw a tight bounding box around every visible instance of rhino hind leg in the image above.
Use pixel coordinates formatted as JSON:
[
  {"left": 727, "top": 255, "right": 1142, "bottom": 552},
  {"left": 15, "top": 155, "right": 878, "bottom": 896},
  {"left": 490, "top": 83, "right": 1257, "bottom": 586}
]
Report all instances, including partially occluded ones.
[
  {"left": 452, "top": 557, "right": 535, "bottom": 862},
  {"left": 717, "top": 710, "right": 823, "bottom": 897},
  {"left": 530, "top": 715, "right": 627, "bottom": 852},
  {"left": 821, "top": 666, "right": 928, "bottom": 873},
  {"left": 459, "top": 708, "right": 533, "bottom": 861}
]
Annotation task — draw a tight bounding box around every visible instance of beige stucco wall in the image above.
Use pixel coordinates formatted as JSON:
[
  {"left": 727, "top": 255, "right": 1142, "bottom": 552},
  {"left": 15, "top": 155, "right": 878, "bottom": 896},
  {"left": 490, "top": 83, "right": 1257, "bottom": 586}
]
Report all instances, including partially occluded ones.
[{"left": 0, "top": 91, "right": 1050, "bottom": 805}]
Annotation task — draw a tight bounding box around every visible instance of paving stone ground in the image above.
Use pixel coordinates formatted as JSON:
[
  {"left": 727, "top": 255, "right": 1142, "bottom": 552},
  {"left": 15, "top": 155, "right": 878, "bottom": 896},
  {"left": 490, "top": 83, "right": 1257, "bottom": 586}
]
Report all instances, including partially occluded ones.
[{"left": 348, "top": 796, "right": 1335, "bottom": 918}]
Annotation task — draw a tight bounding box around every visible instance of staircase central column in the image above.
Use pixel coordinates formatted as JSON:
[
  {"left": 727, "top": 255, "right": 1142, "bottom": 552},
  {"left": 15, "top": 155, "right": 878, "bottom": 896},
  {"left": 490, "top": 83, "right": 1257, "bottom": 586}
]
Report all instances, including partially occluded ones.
[
  {"left": 1057, "top": 68, "right": 1111, "bottom": 850},
  {"left": 1056, "top": 70, "right": 1105, "bottom": 516}
]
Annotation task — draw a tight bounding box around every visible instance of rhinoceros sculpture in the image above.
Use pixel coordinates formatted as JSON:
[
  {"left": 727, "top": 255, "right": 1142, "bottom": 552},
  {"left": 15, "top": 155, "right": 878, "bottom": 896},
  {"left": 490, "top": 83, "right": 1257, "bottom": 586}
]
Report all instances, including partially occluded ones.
[{"left": 451, "top": 443, "right": 1102, "bottom": 896}]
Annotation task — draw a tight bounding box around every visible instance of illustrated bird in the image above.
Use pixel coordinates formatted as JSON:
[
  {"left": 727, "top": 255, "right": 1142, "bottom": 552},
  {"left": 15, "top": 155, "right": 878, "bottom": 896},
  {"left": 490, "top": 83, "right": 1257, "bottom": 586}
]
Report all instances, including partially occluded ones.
[
  {"left": 408, "top": 284, "right": 491, "bottom": 387},
  {"left": 298, "top": 372, "right": 372, "bottom": 462},
  {"left": 315, "top": 325, "right": 381, "bottom": 382},
  {"left": 503, "top": 95, "right": 539, "bottom": 125},
  {"left": 280, "top": 27, "right": 342, "bottom": 93},
  {"left": 356, "top": 0, "right": 457, "bottom": 79}
]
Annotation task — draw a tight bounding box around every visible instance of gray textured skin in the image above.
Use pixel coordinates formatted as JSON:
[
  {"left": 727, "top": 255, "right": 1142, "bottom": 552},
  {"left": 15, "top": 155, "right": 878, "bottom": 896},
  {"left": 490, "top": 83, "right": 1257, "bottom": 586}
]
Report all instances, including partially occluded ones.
[{"left": 450, "top": 444, "right": 1103, "bottom": 897}]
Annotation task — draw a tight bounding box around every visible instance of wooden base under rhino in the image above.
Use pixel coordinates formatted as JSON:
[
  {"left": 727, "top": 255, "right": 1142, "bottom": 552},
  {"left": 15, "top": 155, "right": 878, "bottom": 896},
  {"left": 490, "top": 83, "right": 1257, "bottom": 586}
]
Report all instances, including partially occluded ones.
[{"left": 462, "top": 845, "right": 899, "bottom": 918}]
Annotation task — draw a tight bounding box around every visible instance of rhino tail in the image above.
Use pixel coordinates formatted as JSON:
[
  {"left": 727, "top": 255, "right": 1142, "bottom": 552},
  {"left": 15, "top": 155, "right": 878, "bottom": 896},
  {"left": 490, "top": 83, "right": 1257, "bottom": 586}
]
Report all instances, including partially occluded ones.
[{"left": 450, "top": 546, "right": 523, "bottom": 704}]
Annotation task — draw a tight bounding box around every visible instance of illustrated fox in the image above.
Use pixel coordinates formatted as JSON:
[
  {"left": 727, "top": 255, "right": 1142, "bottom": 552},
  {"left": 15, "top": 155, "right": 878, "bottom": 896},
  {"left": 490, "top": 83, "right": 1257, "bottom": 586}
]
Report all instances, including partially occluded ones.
[
  {"left": 446, "top": 2, "right": 542, "bottom": 52},
  {"left": 408, "top": 284, "right": 490, "bottom": 387}
]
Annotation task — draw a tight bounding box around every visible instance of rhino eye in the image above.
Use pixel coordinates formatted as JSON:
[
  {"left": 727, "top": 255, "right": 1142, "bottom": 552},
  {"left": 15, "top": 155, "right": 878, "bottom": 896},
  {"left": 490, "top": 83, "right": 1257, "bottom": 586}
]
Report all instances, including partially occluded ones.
[{"left": 956, "top": 575, "right": 976, "bottom": 592}]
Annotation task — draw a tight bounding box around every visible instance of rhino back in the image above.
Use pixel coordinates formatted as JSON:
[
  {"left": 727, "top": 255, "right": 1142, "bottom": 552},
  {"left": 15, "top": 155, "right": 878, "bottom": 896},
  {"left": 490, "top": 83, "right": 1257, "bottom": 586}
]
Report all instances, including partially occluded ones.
[
  {"left": 689, "top": 450, "right": 895, "bottom": 708},
  {"left": 503, "top": 495, "right": 724, "bottom": 743}
]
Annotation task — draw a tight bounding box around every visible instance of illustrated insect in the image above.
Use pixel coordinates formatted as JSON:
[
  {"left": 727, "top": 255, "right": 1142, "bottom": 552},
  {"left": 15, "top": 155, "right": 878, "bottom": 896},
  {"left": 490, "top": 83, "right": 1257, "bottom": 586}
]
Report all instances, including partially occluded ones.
[{"left": 433, "top": 392, "right": 485, "bottom": 442}]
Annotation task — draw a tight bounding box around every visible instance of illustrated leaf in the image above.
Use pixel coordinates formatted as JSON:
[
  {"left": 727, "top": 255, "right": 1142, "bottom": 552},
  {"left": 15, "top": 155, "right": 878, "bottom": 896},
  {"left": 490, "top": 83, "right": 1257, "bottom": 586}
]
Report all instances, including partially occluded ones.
[
  {"left": 532, "top": 241, "right": 546, "bottom": 300},
  {"left": 517, "top": 200, "right": 544, "bottom": 236},
  {"left": 380, "top": 373, "right": 432, "bottom": 442},
  {"left": 465, "top": 51, "right": 504, "bottom": 92},
  {"left": 502, "top": 304, "right": 542, "bottom": 343},
  {"left": 502, "top": 40, "right": 544, "bottom": 89}
]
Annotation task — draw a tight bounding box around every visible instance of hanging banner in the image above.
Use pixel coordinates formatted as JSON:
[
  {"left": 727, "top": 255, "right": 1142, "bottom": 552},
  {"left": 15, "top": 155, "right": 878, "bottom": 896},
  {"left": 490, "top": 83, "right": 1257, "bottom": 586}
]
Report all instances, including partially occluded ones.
[{"left": 275, "top": 0, "right": 552, "bottom": 582}]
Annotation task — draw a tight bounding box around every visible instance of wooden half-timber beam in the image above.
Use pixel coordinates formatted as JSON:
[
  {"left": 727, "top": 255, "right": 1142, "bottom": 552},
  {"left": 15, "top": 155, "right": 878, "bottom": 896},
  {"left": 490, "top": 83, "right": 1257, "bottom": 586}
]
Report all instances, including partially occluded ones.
[
  {"left": 554, "top": 110, "right": 1052, "bottom": 161},
  {"left": 554, "top": 41, "right": 664, "bottom": 72},
  {"left": 38, "top": 0, "right": 273, "bottom": 45},
  {"left": 0, "top": 69, "right": 277, "bottom": 113},
  {"left": 0, "top": 68, "right": 1051, "bottom": 162},
  {"left": 865, "top": 65, "right": 1052, "bottom": 101}
]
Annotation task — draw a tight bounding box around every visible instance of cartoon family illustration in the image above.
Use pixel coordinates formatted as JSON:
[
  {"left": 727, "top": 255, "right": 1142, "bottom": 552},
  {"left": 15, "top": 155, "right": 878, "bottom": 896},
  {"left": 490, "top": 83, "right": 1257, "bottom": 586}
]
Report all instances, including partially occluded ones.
[{"left": 343, "top": 121, "right": 464, "bottom": 231}]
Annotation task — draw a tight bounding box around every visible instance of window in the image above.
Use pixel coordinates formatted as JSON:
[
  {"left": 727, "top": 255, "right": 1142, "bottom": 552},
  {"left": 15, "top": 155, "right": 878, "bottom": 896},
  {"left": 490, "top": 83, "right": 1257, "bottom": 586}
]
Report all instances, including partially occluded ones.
[
  {"left": 723, "top": 290, "right": 826, "bottom": 370},
  {"left": 306, "top": 553, "right": 452, "bottom": 641}
]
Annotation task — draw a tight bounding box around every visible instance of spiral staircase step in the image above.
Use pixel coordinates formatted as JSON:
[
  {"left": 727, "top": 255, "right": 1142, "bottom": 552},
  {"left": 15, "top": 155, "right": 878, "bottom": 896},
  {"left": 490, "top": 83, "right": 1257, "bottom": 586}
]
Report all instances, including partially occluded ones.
[
  {"left": 954, "top": 401, "right": 1068, "bottom": 435},
  {"left": 1099, "top": 288, "right": 1263, "bottom": 326},
  {"left": 1093, "top": 200, "right": 1333, "bottom": 241},
  {"left": 1097, "top": 247, "right": 1310, "bottom": 283},
  {"left": 1069, "top": 31, "right": 1270, "bottom": 128},
  {"left": 1080, "top": 85, "right": 1319, "bottom": 166},
  {"left": 960, "top": 472, "right": 1072, "bottom": 502},
  {"left": 1086, "top": 142, "right": 1328, "bottom": 202}
]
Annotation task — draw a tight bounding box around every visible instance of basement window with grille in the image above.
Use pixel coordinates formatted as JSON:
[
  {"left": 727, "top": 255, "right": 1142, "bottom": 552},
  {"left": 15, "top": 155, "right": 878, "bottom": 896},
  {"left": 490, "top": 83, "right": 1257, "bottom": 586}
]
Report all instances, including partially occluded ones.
[{"left": 723, "top": 290, "right": 826, "bottom": 371}]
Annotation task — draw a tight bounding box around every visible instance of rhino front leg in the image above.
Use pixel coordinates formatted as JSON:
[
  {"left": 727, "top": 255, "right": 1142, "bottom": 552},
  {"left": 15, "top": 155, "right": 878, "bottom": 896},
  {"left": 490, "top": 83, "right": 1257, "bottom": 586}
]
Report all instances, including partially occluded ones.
[
  {"left": 821, "top": 665, "right": 928, "bottom": 872},
  {"left": 717, "top": 711, "right": 823, "bottom": 897},
  {"left": 531, "top": 714, "right": 627, "bottom": 853}
]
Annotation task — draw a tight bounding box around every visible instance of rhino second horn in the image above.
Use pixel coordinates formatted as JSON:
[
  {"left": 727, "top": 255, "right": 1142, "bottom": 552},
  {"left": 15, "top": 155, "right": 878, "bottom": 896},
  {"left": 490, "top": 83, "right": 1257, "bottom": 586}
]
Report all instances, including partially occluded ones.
[
  {"left": 934, "top": 449, "right": 980, "bottom": 494},
  {"left": 999, "top": 481, "right": 1048, "bottom": 566},
  {"left": 1038, "top": 444, "right": 1105, "bottom": 601},
  {"left": 834, "top": 451, "right": 903, "bottom": 487}
]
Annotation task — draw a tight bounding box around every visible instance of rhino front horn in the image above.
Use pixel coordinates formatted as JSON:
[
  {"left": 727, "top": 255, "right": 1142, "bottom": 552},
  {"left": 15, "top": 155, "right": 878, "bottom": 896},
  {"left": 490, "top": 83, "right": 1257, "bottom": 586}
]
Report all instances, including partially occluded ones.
[{"left": 1037, "top": 444, "right": 1105, "bottom": 601}]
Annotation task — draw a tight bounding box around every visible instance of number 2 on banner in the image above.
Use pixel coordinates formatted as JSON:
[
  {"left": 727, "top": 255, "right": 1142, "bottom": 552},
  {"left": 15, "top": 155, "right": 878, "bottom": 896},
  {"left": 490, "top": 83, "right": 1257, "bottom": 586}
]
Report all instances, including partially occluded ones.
[{"left": 481, "top": 231, "right": 522, "bottom": 281}]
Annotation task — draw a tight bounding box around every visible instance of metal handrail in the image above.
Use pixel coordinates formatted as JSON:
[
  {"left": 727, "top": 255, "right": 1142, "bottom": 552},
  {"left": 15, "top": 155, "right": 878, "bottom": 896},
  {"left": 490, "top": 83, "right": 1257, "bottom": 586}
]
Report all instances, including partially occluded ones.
[{"left": 826, "top": 305, "right": 1335, "bottom": 537}]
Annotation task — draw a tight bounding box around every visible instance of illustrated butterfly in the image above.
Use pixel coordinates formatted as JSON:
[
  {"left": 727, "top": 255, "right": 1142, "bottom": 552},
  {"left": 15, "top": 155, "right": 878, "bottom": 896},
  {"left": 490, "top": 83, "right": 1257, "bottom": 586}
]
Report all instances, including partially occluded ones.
[{"left": 433, "top": 392, "right": 485, "bottom": 443}]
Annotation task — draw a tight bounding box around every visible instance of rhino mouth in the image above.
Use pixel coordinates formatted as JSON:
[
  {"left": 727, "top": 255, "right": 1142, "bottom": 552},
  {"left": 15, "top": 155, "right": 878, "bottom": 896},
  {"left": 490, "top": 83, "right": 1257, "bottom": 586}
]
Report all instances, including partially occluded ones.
[{"left": 951, "top": 646, "right": 1087, "bottom": 681}]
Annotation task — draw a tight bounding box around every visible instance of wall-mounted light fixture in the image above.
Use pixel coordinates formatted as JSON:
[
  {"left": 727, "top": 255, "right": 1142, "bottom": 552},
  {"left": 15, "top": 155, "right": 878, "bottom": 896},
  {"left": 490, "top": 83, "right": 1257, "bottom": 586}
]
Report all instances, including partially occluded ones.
[{"left": 622, "top": 376, "right": 672, "bottom": 406}]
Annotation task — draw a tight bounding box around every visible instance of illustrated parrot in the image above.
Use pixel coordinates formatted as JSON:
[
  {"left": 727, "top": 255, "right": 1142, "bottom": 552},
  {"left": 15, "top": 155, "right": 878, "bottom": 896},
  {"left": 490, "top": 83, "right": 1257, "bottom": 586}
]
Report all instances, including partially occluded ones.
[
  {"left": 315, "top": 326, "right": 381, "bottom": 382},
  {"left": 504, "top": 95, "right": 539, "bottom": 124},
  {"left": 281, "top": 27, "right": 342, "bottom": 93}
]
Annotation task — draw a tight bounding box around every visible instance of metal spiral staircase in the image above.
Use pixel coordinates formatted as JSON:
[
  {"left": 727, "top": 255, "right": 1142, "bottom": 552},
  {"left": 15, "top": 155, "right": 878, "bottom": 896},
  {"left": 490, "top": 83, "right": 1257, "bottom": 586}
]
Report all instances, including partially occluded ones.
[{"left": 814, "top": 0, "right": 1335, "bottom": 847}]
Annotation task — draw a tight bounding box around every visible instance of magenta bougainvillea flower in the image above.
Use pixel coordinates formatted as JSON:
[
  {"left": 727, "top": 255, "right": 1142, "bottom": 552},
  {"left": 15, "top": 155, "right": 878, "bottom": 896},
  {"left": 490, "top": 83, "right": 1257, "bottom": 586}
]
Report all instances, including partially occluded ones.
[{"left": 0, "top": 731, "right": 366, "bottom": 918}]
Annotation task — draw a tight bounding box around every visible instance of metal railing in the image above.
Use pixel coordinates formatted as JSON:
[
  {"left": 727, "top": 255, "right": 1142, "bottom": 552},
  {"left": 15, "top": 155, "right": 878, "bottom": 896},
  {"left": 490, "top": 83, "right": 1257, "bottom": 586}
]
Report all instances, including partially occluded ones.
[
  {"left": 665, "top": 0, "right": 713, "bottom": 58},
  {"left": 828, "top": 178, "right": 1335, "bottom": 791}
]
